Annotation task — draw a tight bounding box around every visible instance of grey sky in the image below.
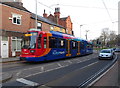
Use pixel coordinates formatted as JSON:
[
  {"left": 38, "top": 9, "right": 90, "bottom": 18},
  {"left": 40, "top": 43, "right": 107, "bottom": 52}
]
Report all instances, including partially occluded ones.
[{"left": 23, "top": 0, "right": 119, "bottom": 40}]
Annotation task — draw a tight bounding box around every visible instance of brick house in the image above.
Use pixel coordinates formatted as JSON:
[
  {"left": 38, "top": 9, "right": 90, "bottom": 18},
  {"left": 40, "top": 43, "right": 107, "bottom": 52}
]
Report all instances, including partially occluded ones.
[
  {"left": 30, "top": 13, "right": 66, "bottom": 33},
  {"left": 43, "top": 7, "right": 74, "bottom": 35},
  {"left": 0, "top": 1, "right": 66, "bottom": 58},
  {"left": 59, "top": 16, "right": 73, "bottom": 35},
  {"left": 0, "top": 1, "right": 31, "bottom": 58}
]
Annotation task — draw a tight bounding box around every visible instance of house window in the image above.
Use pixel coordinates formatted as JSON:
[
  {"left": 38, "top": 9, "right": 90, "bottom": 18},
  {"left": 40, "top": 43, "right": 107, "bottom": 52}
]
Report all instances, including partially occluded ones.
[
  {"left": 2, "top": 36, "right": 8, "bottom": 41},
  {"left": 12, "top": 13, "right": 22, "bottom": 25},
  {"left": 37, "top": 22, "right": 42, "bottom": 31},
  {"left": 12, "top": 37, "right": 22, "bottom": 51}
]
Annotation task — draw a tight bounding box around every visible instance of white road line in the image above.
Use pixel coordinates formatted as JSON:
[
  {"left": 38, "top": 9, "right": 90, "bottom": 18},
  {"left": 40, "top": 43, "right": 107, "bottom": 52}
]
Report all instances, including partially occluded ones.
[
  {"left": 16, "top": 78, "right": 39, "bottom": 86},
  {"left": 80, "top": 61, "right": 99, "bottom": 70},
  {"left": 16, "top": 63, "right": 54, "bottom": 76},
  {"left": 76, "top": 59, "right": 81, "bottom": 62},
  {"left": 57, "top": 63, "right": 63, "bottom": 67},
  {"left": 67, "top": 60, "right": 72, "bottom": 64},
  {"left": 16, "top": 71, "right": 22, "bottom": 77},
  {"left": 25, "top": 61, "right": 99, "bottom": 78},
  {"left": 17, "top": 63, "right": 55, "bottom": 72},
  {"left": 17, "top": 65, "right": 42, "bottom": 72},
  {"left": 77, "top": 59, "right": 91, "bottom": 63},
  {"left": 16, "top": 65, "right": 42, "bottom": 77},
  {"left": 25, "top": 66, "right": 61, "bottom": 78},
  {"left": 41, "top": 66, "right": 44, "bottom": 72},
  {"left": 72, "top": 59, "right": 79, "bottom": 62},
  {"left": 77, "top": 60, "right": 82, "bottom": 63}
]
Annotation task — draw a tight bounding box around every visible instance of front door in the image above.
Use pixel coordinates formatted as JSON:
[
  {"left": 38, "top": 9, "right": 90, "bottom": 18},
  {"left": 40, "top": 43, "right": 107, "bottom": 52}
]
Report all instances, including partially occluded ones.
[{"left": 1, "top": 41, "right": 8, "bottom": 58}]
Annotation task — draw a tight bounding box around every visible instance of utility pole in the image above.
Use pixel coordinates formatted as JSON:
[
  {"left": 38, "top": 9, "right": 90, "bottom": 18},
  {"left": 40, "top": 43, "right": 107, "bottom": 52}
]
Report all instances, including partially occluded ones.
[{"left": 35, "top": 0, "right": 38, "bottom": 29}]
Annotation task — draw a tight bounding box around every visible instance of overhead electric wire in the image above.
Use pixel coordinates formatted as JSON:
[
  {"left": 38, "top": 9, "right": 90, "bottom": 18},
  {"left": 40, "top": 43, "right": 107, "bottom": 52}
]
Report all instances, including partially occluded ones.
[
  {"left": 37, "top": 1, "right": 117, "bottom": 26},
  {"left": 37, "top": 1, "right": 82, "bottom": 25},
  {"left": 38, "top": 1, "right": 54, "bottom": 10},
  {"left": 59, "top": 4, "right": 117, "bottom": 10},
  {"left": 101, "top": 0, "right": 113, "bottom": 23}
]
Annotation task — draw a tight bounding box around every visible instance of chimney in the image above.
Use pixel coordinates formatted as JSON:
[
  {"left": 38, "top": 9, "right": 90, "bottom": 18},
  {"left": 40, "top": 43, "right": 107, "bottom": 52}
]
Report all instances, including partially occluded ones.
[
  {"left": 14, "top": 0, "right": 23, "bottom": 6},
  {"left": 54, "top": 7, "right": 60, "bottom": 24},
  {"left": 43, "top": 9, "right": 47, "bottom": 18}
]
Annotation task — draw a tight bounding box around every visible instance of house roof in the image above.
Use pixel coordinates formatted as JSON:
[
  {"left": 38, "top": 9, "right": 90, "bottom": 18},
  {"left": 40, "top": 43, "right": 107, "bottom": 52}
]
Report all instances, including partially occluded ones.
[
  {"left": 1, "top": 2, "right": 30, "bottom": 12},
  {"left": 31, "top": 13, "right": 65, "bottom": 29},
  {"left": 60, "top": 17, "right": 68, "bottom": 21},
  {"left": 1, "top": 2, "right": 65, "bottom": 29}
]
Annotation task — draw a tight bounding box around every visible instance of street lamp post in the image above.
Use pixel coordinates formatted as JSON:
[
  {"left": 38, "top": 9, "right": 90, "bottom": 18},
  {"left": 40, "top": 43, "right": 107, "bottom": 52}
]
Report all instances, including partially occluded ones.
[
  {"left": 80, "top": 25, "right": 83, "bottom": 38},
  {"left": 112, "top": 21, "right": 118, "bottom": 34},
  {"left": 85, "top": 30, "right": 89, "bottom": 40}
]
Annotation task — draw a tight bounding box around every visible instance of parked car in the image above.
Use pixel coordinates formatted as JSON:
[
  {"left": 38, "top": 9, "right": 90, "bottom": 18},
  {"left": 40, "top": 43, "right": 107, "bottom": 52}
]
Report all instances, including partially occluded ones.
[
  {"left": 99, "top": 49, "right": 114, "bottom": 60},
  {"left": 110, "top": 48, "right": 115, "bottom": 53},
  {"left": 111, "top": 48, "right": 116, "bottom": 51},
  {"left": 115, "top": 48, "right": 120, "bottom": 52}
]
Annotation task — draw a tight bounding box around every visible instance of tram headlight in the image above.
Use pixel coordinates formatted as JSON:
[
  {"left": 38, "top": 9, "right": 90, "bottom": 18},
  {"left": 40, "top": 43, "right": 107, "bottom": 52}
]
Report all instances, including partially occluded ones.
[{"left": 30, "top": 50, "right": 36, "bottom": 53}]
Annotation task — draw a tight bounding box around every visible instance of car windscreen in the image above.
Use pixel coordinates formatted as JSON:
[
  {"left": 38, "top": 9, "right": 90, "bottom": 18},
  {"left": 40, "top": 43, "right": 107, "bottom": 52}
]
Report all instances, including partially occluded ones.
[
  {"left": 116, "top": 48, "right": 120, "bottom": 50},
  {"left": 101, "top": 50, "right": 111, "bottom": 53}
]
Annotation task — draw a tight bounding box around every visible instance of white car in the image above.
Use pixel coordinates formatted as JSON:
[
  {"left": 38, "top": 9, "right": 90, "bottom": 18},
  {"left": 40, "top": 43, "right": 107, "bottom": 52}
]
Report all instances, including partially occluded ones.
[{"left": 99, "top": 49, "right": 114, "bottom": 60}]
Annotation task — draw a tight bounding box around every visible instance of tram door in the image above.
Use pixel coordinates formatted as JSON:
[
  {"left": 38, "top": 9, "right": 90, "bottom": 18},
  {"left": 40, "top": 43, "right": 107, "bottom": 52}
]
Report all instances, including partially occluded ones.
[
  {"left": 66, "top": 40, "right": 71, "bottom": 56},
  {"left": 77, "top": 41, "right": 80, "bottom": 55}
]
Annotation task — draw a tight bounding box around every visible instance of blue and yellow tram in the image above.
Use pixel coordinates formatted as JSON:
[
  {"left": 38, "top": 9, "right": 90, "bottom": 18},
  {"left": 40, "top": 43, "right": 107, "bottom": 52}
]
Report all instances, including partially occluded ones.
[{"left": 20, "top": 30, "right": 93, "bottom": 62}]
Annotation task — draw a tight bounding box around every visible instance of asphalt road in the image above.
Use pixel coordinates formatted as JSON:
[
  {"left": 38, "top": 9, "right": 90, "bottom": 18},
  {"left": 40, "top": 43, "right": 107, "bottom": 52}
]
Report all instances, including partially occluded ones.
[
  {"left": 2, "top": 53, "right": 97, "bottom": 81},
  {"left": 2, "top": 52, "right": 119, "bottom": 87}
]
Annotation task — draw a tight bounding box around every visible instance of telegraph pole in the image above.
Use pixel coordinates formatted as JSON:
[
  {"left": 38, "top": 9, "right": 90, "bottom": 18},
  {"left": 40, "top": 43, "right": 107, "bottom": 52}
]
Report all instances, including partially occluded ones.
[{"left": 35, "top": 0, "right": 38, "bottom": 29}]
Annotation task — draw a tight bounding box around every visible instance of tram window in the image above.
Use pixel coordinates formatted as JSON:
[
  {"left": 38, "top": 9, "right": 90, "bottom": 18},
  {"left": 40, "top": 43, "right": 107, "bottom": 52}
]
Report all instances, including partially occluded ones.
[
  {"left": 59, "top": 39, "right": 65, "bottom": 48},
  {"left": 66, "top": 40, "right": 68, "bottom": 49},
  {"left": 89, "top": 44, "right": 92, "bottom": 48},
  {"left": 91, "top": 44, "right": 93, "bottom": 48},
  {"left": 72, "top": 41, "right": 77, "bottom": 49},
  {"left": 80, "top": 42, "right": 84, "bottom": 49},
  {"left": 49, "top": 37, "right": 57, "bottom": 48},
  {"left": 44, "top": 37, "right": 47, "bottom": 48},
  {"left": 37, "top": 35, "right": 41, "bottom": 49},
  {"left": 87, "top": 45, "right": 90, "bottom": 48},
  {"left": 75, "top": 42, "right": 78, "bottom": 49}
]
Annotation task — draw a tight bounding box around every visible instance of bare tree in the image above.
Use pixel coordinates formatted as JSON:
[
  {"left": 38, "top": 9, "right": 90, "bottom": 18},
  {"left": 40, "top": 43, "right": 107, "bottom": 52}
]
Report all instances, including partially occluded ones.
[
  {"left": 92, "top": 28, "right": 118, "bottom": 48},
  {"left": 107, "top": 31, "right": 117, "bottom": 47},
  {"left": 109, "top": 31, "right": 116, "bottom": 41},
  {"left": 100, "top": 28, "right": 109, "bottom": 47},
  {"left": 116, "top": 34, "right": 120, "bottom": 46}
]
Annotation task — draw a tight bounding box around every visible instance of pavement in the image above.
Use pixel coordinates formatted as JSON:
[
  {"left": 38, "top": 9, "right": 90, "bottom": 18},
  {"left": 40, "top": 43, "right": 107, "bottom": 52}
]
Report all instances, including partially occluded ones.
[
  {"left": 0, "top": 57, "right": 19, "bottom": 63},
  {"left": 0, "top": 72, "right": 13, "bottom": 83},
  {"left": 0, "top": 57, "right": 19, "bottom": 84}
]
